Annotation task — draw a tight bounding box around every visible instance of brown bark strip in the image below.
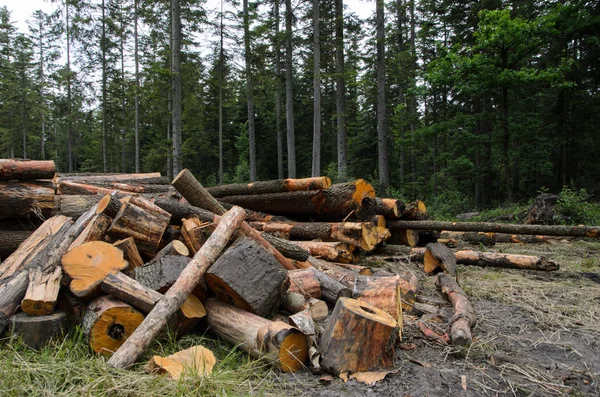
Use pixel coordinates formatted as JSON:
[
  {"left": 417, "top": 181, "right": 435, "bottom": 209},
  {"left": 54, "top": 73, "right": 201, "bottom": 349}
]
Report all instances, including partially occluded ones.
[
  {"left": 112, "top": 237, "right": 144, "bottom": 269},
  {"left": 0, "top": 182, "right": 55, "bottom": 218},
  {"left": 0, "top": 159, "right": 56, "bottom": 181},
  {"left": 435, "top": 274, "right": 477, "bottom": 346},
  {"left": 68, "top": 213, "right": 112, "bottom": 251},
  {"left": 207, "top": 176, "right": 332, "bottom": 197},
  {"left": 292, "top": 241, "right": 356, "bottom": 263},
  {"left": 21, "top": 267, "right": 62, "bottom": 315},
  {"left": 107, "top": 205, "right": 246, "bottom": 369}
]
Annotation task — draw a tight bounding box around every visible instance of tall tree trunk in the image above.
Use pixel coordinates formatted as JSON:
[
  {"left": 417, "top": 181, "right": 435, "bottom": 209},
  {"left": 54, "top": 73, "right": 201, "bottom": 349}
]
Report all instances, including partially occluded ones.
[
  {"left": 502, "top": 84, "right": 511, "bottom": 203},
  {"left": 376, "top": 0, "right": 389, "bottom": 191},
  {"left": 335, "top": 0, "right": 346, "bottom": 181},
  {"left": 244, "top": 0, "right": 257, "bottom": 181},
  {"left": 311, "top": 0, "right": 321, "bottom": 177},
  {"left": 102, "top": 0, "right": 108, "bottom": 173},
  {"left": 21, "top": 76, "right": 26, "bottom": 159},
  {"left": 120, "top": 1, "right": 127, "bottom": 173},
  {"left": 171, "top": 0, "right": 182, "bottom": 176},
  {"left": 274, "top": 0, "right": 284, "bottom": 179},
  {"left": 167, "top": 90, "right": 173, "bottom": 181},
  {"left": 284, "top": 0, "right": 296, "bottom": 178},
  {"left": 39, "top": 17, "right": 45, "bottom": 160},
  {"left": 66, "top": 2, "right": 73, "bottom": 172},
  {"left": 134, "top": 0, "right": 140, "bottom": 172},
  {"left": 396, "top": 0, "right": 405, "bottom": 185},
  {"left": 218, "top": 0, "right": 224, "bottom": 184}
]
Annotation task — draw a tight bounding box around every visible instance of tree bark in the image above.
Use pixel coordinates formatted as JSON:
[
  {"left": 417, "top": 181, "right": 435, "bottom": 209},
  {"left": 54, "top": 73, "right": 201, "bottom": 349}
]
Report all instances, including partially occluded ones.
[
  {"left": 68, "top": 213, "right": 112, "bottom": 251},
  {"left": 112, "top": 237, "right": 144, "bottom": 269},
  {"left": 293, "top": 241, "right": 356, "bottom": 263},
  {"left": 0, "top": 159, "right": 55, "bottom": 180},
  {"left": 243, "top": 0, "right": 257, "bottom": 181},
  {"left": 207, "top": 177, "right": 331, "bottom": 197},
  {"left": 134, "top": 0, "right": 140, "bottom": 172},
  {"left": 424, "top": 242, "right": 457, "bottom": 275},
  {"left": 274, "top": 0, "right": 284, "bottom": 179},
  {"left": 354, "top": 274, "right": 417, "bottom": 317},
  {"left": 107, "top": 206, "right": 246, "bottom": 369},
  {"left": 335, "top": 0, "right": 347, "bottom": 180},
  {"left": 171, "top": 0, "right": 182, "bottom": 176},
  {"left": 284, "top": 0, "right": 296, "bottom": 177},
  {"left": 435, "top": 274, "right": 476, "bottom": 345},
  {"left": 374, "top": 198, "right": 405, "bottom": 219},
  {"left": 311, "top": 0, "right": 321, "bottom": 177},
  {"left": 9, "top": 311, "right": 67, "bottom": 350},
  {"left": 0, "top": 182, "right": 55, "bottom": 219}
]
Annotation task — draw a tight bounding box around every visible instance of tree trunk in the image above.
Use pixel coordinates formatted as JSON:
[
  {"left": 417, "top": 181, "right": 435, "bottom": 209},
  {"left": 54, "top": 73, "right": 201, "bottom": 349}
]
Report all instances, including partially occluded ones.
[
  {"left": 335, "top": 0, "right": 347, "bottom": 180},
  {"left": 101, "top": 0, "right": 108, "bottom": 173},
  {"left": 284, "top": 0, "right": 296, "bottom": 177},
  {"left": 134, "top": 0, "right": 140, "bottom": 172},
  {"left": 435, "top": 274, "right": 476, "bottom": 345},
  {"left": 311, "top": 0, "right": 321, "bottom": 177},
  {"left": 376, "top": 0, "right": 389, "bottom": 191},
  {"left": 0, "top": 159, "right": 55, "bottom": 180},
  {"left": 218, "top": 0, "right": 224, "bottom": 184},
  {"left": 243, "top": 0, "right": 257, "bottom": 181},
  {"left": 207, "top": 176, "right": 331, "bottom": 197},
  {"left": 274, "top": 0, "right": 284, "bottom": 179},
  {"left": 171, "top": 0, "right": 182, "bottom": 176},
  {"left": 66, "top": 1, "right": 73, "bottom": 172}
]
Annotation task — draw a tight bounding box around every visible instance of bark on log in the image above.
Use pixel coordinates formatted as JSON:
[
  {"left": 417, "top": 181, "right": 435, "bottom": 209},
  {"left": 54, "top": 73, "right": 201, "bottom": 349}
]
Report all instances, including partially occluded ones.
[
  {"left": 108, "top": 195, "right": 171, "bottom": 256},
  {"left": 218, "top": 179, "right": 377, "bottom": 220},
  {"left": 401, "top": 200, "right": 427, "bottom": 220},
  {"left": 107, "top": 206, "right": 246, "bottom": 369},
  {"left": 440, "top": 231, "right": 495, "bottom": 246},
  {"left": 388, "top": 228, "right": 421, "bottom": 247},
  {"left": 56, "top": 290, "right": 85, "bottom": 325},
  {"left": 374, "top": 197, "right": 405, "bottom": 219},
  {"left": 9, "top": 311, "right": 67, "bottom": 350},
  {"left": 180, "top": 218, "right": 212, "bottom": 254},
  {"left": 424, "top": 243, "right": 457, "bottom": 275},
  {"left": 204, "top": 298, "right": 309, "bottom": 372},
  {"left": 207, "top": 176, "right": 332, "bottom": 197},
  {"left": 81, "top": 296, "right": 145, "bottom": 355},
  {"left": 21, "top": 267, "right": 62, "bottom": 315},
  {"left": 492, "top": 233, "right": 560, "bottom": 244},
  {"left": 0, "top": 182, "right": 55, "bottom": 218},
  {"left": 57, "top": 181, "right": 133, "bottom": 196},
  {"left": 0, "top": 159, "right": 56, "bottom": 181},
  {"left": 57, "top": 172, "right": 163, "bottom": 183},
  {"left": 261, "top": 233, "right": 310, "bottom": 262},
  {"left": 219, "top": 201, "right": 295, "bottom": 223},
  {"left": 52, "top": 195, "right": 104, "bottom": 219},
  {"left": 68, "top": 213, "right": 112, "bottom": 251},
  {"left": 282, "top": 293, "right": 328, "bottom": 320},
  {"left": 388, "top": 220, "right": 600, "bottom": 238},
  {"left": 435, "top": 274, "right": 476, "bottom": 345},
  {"left": 353, "top": 275, "right": 417, "bottom": 317},
  {"left": 112, "top": 237, "right": 144, "bottom": 269},
  {"left": 319, "top": 297, "right": 397, "bottom": 374},
  {"left": 292, "top": 241, "right": 356, "bottom": 263},
  {"left": 250, "top": 221, "right": 382, "bottom": 251},
  {"left": 206, "top": 237, "right": 289, "bottom": 317},
  {"left": 153, "top": 240, "right": 190, "bottom": 261},
  {"left": 0, "top": 229, "right": 34, "bottom": 260},
  {"left": 96, "top": 194, "right": 122, "bottom": 218},
  {"left": 288, "top": 268, "right": 321, "bottom": 298},
  {"left": 62, "top": 241, "right": 129, "bottom": 297},
  {"left": 374, "top": 244, "right": 412, "bottom": 257},
  {"left": 305, "top": 258, "right": 353, "bottom": 302},
  {"left": 171, "top": 169, "right": 295, "bottom": 270}
]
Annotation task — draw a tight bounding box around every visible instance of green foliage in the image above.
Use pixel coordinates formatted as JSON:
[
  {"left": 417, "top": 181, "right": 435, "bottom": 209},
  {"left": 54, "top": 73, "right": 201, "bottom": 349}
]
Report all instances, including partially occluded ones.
[{"left": 555, "top": 186, "right": 600, "bottom": 225}]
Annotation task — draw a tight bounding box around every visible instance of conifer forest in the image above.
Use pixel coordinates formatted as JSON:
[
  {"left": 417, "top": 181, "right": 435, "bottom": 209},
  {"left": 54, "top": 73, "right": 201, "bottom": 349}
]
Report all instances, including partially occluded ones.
[{"left": 0, "top": 0, "right": 598, "bottom": 210}]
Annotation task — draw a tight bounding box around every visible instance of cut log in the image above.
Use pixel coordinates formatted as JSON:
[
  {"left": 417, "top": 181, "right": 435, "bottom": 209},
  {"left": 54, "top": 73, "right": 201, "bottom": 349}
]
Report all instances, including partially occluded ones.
[
  {"left": 353, "top": 275, "right": 417, "bottom": 317},
  {"left": 374, "top": 197, "right": 405, "bottom": 219},
  {"left": 288, "top": 268, "right": 321, "bottom": 298},
  {"left": 112, "top": 237, "right": 144, "bottom": 269},
  {"left": 204, "top": 298, "right": 308, "bottom": 372},
  {"left": 181, "top": 218, "right": 212, "bottom": 255},
  {"left": 52, "top": 195, "right": 104, "bottom": 219},
  {"left": 388, "top": 220, "right": 600, "bottom": 238},
  {"left": 153, "top": 240, "right": 190, "bottom": 261},
  {"left": 206, "top": 237, "right": 289, "bottom": 317},
  {"left": 107, "top": 206, "right": 246, "bottom": 369},
  {"left": 282, "top": 293, "right": 328, "bottom": 320},
  {"left": 440, "top": 231, "right": 495, "bottom": 246},
  {"left": 401, "top": 200, "right": 427, "bottom": 220},
  {"left": 62, "top": 241, "right": 129, "bottom": 297},
  {"left": 108, "top": 195, "right": 171, "bottom": 256},
  {"left": 96, "top": 194, "right": 122, "bottom": 218},
  {"left": 319, "top": 297, "right": 397, "bottom": 374},
  {"left": 424, "top": 243, "right": 457, "bottom": 275},
  {"left": 454, "top": 250, "right": 559, "bottom": 271},
  {"left": 492, "top": 233, "right": 559, "bottom": 244},
  {"left": 260, "top": 233, "right": 310, "bottom": 262},
  {"left": 218, "top": 179, "right": 376, "bottom": 221},
  {"left": 305, "top": 258, "right": 354, "bottom": 302},
  {"left": 0, "top": 182, "right": 55, "bottom": 218},
  {"left": 293, "top": 241, "right": 356, "bottom": 263},
  {"left": 21, "top": 267, "right": 62, "bottom": 315},
  {"left": 375, "top": 244, "right": 412, "bottom": 257},
  {"left": 171, "top": 169, "right": 296, "bottom": 270},
  {"left": 68, "top": 213, "right": 112, "bottom": 251},
  {"left": 56, "top": 172, "right": 163, "bottom": 183},
  {"left": 388, "top": 228, "right": 421, "bottom": 247},
  {"left": 0, "top": 229, "right": 35, "bottom": 260},
  {"left": 250, "top": 221, "right": 382, "bottom": 251},
  {"left": 9, "top": 311, "right": 67, "bottom": 350},
  {"left": 57, "top": 180, "right": 127, "bottom": 196},
  {"left": 146, "top": 345, "right": 216, "bottom": 379},
  {"left": 81, "top": 296, "right": 145, "bottom": 355},
  {"left": 56, "top": 290, "right": 85, "bottom": 325},
  {"left": 0, "top": 159, "right": 56, "bottom": 181},
  {"left": 207, "top": 176, "right": 332, "bottom": 197},
  {"left": 435, "top": 274, "right": 476, "bottom": 345}
]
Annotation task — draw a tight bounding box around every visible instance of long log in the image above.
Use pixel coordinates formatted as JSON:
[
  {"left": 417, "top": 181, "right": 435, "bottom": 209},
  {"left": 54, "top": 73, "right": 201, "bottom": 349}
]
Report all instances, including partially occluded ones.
[
  {"left": 388, "top": 220, "right": 600, "bottom": 238},
  {"left": 204, "top": 298, "right": 308, "bottom": 372},
  {"left": 293, "top": 241, "right": 356, "bottom": 263},
  {"left": 218, "top": 179, "right": 377, "bottom": 220},
  {"left": 0, "top": 182, "right": 55, "bottom": 218},
  {"left": 171, "top": 169, "right": 296, "bottom": 270},
  {"left": 207, "top": 176, "right": 332, "bottom": 197},
  {"left": 107, "top": 205, "right": 246, "bottom": 369},
  {"left": 435, "top": 274, "right": 476, "bottom": 345},
  {"left": 0, "top": 159, "right": 56, "bottom": 181},
  {"left": 56, "top": 172, "right": 163, "bottom": 183}
]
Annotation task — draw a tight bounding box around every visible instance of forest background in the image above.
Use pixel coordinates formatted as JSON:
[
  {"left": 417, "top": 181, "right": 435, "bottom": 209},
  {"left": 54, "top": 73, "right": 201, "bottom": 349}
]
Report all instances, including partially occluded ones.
[{"left": 0, "top": 0, "right": 598, "bottom": 217}]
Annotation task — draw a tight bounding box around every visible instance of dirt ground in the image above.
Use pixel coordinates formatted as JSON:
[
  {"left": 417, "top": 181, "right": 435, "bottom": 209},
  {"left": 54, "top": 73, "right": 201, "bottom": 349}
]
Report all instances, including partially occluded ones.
[{"left": 289, "top": 240, "right": 600, "bottom": 397}]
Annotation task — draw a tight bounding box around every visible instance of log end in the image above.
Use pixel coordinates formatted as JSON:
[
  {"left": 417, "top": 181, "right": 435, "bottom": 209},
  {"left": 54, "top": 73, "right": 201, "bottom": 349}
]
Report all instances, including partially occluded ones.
[
  {"left": 87, "top": 304, "right": 145, "bottom": 355},
  {"left": 21, "top": 300, "right": 55, "bottom": 316}
]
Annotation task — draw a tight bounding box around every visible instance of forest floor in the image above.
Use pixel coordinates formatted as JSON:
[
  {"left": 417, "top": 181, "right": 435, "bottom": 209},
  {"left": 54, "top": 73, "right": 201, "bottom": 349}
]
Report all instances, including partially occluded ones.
[{"left": 0, "top": 240, "right": 599, "bottom": 396}]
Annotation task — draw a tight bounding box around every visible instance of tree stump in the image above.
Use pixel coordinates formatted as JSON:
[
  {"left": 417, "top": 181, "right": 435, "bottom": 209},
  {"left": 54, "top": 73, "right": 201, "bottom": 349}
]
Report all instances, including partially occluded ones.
[
  {"left": 82, "top": 295, "right": 145, "bottom": 355},
  {"left": 206, "top": 237, "right": 288, "bottom": 317},
  {"left": 319, "top": 297, "right": 397, "bottom": 374},
  {"left": 9, "top": 311, "right": 68, "bottom": 350},
  {"left": 524, "top": 193, "right": 558, "bottom": 225}
]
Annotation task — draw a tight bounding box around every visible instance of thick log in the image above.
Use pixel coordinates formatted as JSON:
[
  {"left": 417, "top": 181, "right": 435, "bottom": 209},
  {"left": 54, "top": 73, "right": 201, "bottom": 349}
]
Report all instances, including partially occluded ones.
[
  {"left": 261, "top": 233, "right": 310, "bottom": 262},
  {"left": 401, "top": 200, "right": 427, "bottom": 220},
  {"left": 288, "top": 268, "right": 321, "bottom": 298},
  {"left": 81, "top": 296, "right": 145, "bottom": 355},
  {"left": 21, "top": 267, "right": 62, "bottom": 315},
  {"left": 0, "top": 182, "right": 55, "bottom": 218},
  {"left": 374, "top": 197, "right": 405, "bottom": 219},
  {"left": 9, "top": 311, "right": 67, "bottom": 350},
  {"left": 146, "top": 345, "right": 216, "bottom": 379},
  {"left": 52, "top": 195, "right": 104, "bottom": 219},
  {"left": 171, "top": 169, "right": 296, "bottom": 270},
  {"left": 207, "top": 176, "right": 332, "bottom": 197},
  {"left": 96, "top": 194, "right": 122, "bottom": 218},
  {"left": 319, "top": 297, "right": 397, "bottom": 374},
  {"left": 112, "top": 237, "right": 144, "bottom": 269},
  {"left": 68, "top": 213, "right": 112, "bottom": 250},
  {"left": 206, "top": 237, "right": 288, "bottom": 317},
  {"left": 0, "top": 159, "right": 55, "bottom": 181},
  {"left": 250, "top": 221, "right": 382, "bottom": 251},
  {"left": 62, "top": 241, "right": 129, "bottom": 297},
  {"left": 107, "top": 206, "right": 246, "bottom": 369},
  {"left": 353, "top": 275, "right": 417, "bottom": 317},
  {"left": 181, "top": 218, "right": 212, "bottom": 255},
  {"left": 435, "top": 274, "right": 476, "bottom": 345},
  {"left": 292, "top": 241, "right": 356, "bottom": 263},
  {"left": 218, "top": 179, "right": 377, "bottom": 220},
  {"left": 108, "top": 195, "right": 171, "bottom": 256},
  {"left": 424, "top": 243, "right": 457, "bottom": 275},
  {"left": 388, "top": 228, "right": 421, "bottom": 247},
  {"left": 388, "top": 220, "right": 600, "bottom": 238},
  {"left": 204, "top": 298, "right": 308, "bottom": 372}
]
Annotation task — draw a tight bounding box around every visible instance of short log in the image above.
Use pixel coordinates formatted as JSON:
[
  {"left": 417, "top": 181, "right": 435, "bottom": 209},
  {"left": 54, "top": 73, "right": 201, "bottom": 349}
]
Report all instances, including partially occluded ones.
[
  {"left": 112, "top": 237, "right": 144, "bottom": 269},
  {"left": 21, "top": 267, "right": 62, "bottom": 315},
  {"left": 9, "top": 311, "right": 67, "bottom": 350}
]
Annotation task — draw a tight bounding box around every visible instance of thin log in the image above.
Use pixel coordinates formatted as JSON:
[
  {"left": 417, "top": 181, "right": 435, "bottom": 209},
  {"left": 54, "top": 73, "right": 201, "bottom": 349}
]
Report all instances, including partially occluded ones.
[
  {"left": 305, "top": 258, "right": 353, "bottom": 303},
  {"left": 68, "top": 213, "right": 112, "bottom": 250},
  {"left": 388, "top": 220, "right": 600, "bottom": 238},
  {"left": 207, "top": 176, "right": 332, "bottom": 197},
  {"left": 435, "top": 274, "right": 476, "bottom": 345},
  {"left": 0, "top": 159, "right": 55, "bottom": 181},
  {"left": 291, "top": 241, "right": 356, "bottom": 263},
  {"left": 0, "top": 182, "right": 55, "bottom": 218},
  {"left": 107, "top": 205, "right": 246, "bottom": 369},
  {"left": 56, "top": 172, "right": 163, "bottom": 183},
  {"left": 21, "top": 267, "right": 62, "bottom": 315}
]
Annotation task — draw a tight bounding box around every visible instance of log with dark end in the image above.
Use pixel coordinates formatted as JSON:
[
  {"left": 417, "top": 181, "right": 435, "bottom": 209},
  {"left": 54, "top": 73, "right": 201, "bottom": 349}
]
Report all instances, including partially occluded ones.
[
  {"left": 435, "top": 274, "right": 476, "bottom": 345},
  {"left": 374, "top": 197, "right": 405, "bottom": 219},
  {"left": 424, "top": 243, "right": 457, "bottom": 275},
  {"left": 9, "top": 311, "right": 67, "bottom": 350}
]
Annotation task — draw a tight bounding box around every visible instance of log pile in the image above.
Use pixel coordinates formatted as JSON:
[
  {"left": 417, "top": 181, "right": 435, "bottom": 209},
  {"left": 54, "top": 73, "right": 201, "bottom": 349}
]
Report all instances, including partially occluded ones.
[{"left": 3, "top": 158, "right": 595, "bottom": 383}]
